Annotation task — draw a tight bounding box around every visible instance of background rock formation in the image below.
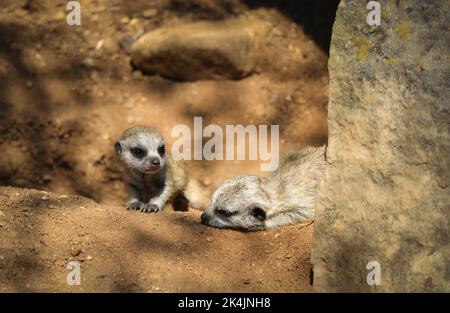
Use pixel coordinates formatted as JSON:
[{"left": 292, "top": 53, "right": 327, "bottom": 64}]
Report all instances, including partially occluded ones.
[
  {"left": 312, "top": 0, "right": 450, "bottom": 292},
  {"left": 130, "top": 12, "right": 270, "bottom": 81}
]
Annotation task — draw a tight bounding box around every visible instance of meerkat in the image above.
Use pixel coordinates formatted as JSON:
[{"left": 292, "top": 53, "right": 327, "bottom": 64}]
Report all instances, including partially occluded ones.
[
  {"left": 115, "top": 125, "right": 190, "bottom": 213},
  {"left": 200, "top": 145, "right": 326, "bottom": 231}
]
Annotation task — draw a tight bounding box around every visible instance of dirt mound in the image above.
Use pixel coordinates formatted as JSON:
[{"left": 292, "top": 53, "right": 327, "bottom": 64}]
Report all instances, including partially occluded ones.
[{"left": 0, "top": 186, "right": 313, "bottom": 292}]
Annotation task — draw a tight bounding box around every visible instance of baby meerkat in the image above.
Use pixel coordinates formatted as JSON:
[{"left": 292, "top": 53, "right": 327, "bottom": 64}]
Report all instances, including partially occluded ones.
[
  {"left": 115, "top": 125, "right": 188, "bottom": 213},
  {"left": 201, "top": 145, "right": 326, "bottom": 231}
]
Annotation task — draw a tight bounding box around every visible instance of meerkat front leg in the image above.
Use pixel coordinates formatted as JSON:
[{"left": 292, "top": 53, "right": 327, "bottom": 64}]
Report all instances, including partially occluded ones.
[
  {"left": 140, "top": 179, "right": 174, "bottom": 213},
  {"left": 126, "top": 183, "right": 143, "bottom": 210}
]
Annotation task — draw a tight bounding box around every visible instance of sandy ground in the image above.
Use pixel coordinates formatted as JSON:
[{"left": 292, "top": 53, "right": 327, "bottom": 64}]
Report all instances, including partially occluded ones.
[
  {"left": 0, "top": 186, "right": 313, "bottom": 292},
  {"left": 0, "top": 0, "right": 337, "bottom": 292}
]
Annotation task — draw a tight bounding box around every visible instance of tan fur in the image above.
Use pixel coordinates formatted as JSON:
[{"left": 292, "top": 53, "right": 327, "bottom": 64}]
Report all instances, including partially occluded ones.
[{"left": 166, "top": 155, "right": 188, "bottom": 193}]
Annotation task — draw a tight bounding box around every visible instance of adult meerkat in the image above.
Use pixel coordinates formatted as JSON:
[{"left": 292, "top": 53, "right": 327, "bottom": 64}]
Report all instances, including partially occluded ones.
[
  {"left": 201, "top": 145, "right": 326, "bottom": 231},
  {"left": 115, "top": 126, "right": 202, "bottom": 213}
]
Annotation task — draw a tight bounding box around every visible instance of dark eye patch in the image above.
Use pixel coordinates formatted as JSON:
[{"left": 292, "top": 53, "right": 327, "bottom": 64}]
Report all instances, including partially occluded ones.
[
  {"left": 157, "top": 144, "right": 165, "bottom": 156},
  {"left": 130, "top": 147, "right": 146, "bottom": 158},
  {"left": 215, "top": 207, "right": 235, "bottom": 218},
  {"left": 250, "top": 206, "right": 266, "bottom": 221}
]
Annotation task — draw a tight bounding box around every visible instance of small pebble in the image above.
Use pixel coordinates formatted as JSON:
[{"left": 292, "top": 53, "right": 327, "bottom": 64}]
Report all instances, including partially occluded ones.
[
  {"left": 119, "top": 35, "right": 135, "bottom": 52},
  {"left": 129, "top": 18, "right": 139, "bottom": 26},
  {"left": 122, "top": 97, "right": 134, "bottom": 108},
  {"left": 71, "top": 249, "right": 83, "bottom": 257},
  {"left": 142, "top": 9, "right": 157, "bottom": 18}
]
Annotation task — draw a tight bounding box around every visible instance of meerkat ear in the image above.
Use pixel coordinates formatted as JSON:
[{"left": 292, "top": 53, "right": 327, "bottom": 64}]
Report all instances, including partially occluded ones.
[
  {"left": 115, "top": 141, "right": 123, "bottom": 155},
  {"left": 251, "top": 206, "right": 266, "bottom": 221}
]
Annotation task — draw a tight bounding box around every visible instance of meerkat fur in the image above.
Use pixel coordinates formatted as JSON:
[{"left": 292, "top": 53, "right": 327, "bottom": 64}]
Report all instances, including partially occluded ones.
[{"left": 201, "top": 145, "right": 326, "bottom": 231}]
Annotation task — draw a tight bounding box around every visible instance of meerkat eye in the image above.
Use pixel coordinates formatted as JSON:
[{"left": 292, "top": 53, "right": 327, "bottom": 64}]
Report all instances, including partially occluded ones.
[
  {"left": 130, "top": 147, "right": 146, "bottom": 158},
  {"left": 114, "top": 142, "right": 122, "bottom": 155},
  {"left": 250, "top": 206, "right": 266, "bottom": 221},
  {"left": 215, "top": 207, "right": 234, "bottom": 218},
  {"left": 157, "top": 144, "right": 165, "bottom": 156}
]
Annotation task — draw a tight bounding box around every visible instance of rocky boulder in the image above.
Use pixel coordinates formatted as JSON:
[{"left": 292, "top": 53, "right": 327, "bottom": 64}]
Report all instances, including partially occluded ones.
[
  {"left": 130, "top": 13, "right": 272, "bottom": 81},
  {"left": 312, "top": 0, "right": 449, "bottom": 292}
]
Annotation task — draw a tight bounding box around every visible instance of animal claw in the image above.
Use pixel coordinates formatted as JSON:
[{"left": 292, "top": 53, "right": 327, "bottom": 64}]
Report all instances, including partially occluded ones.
[
  {"left": 140, "top": 203, "right": 160, "bottom": 213},
  {"left": 127, "top": 200, "right": 142, "bottom": 210}
]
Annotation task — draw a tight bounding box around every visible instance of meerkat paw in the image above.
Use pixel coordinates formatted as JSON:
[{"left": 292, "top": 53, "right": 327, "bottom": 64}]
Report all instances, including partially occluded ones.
[
  {"left": 127, "top": 200, "right": 142, "bottom": 210},
  {"left": 140, "top": 203, "right": 161, "bottom": 213}
]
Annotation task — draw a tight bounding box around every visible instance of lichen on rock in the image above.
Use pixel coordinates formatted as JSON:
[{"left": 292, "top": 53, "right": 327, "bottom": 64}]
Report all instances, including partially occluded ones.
[{"left": 312, "top": 0, "right": 450, "bottom": 292}]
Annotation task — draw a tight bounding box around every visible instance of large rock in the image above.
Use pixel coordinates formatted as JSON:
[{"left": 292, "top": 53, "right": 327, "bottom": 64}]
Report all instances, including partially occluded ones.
[
  {"left": 130, "top": 13, "right": 272, "bottom": 81},
  {"left": 312, "top": 1, "right": 449, "bottom": 292}
]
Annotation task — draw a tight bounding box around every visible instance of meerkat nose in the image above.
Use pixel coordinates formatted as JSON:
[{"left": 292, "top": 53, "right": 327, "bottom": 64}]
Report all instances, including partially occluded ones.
[
  {"left": 150, "top": 158, "right": 160, "bottom": 166},
  {"left": 200, "top": 212, "right": 211, "bottom": 224}
]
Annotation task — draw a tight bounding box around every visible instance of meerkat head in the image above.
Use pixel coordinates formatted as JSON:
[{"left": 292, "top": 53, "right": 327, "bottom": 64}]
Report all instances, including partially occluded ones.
[
  {"left": 115, "top": 126, "right": 166, "bottom": 174},
  {"left": 201, "top": 175, "right": 272, "bottom": 231}
]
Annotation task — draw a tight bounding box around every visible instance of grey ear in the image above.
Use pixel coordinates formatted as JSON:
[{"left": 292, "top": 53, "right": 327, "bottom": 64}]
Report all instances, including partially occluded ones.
[
  {"left": 115, "top": 141, "right": 123, "bottom": 155},
  {"left": 251, "top": 206, "right": 266, "bottom": 221}
]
